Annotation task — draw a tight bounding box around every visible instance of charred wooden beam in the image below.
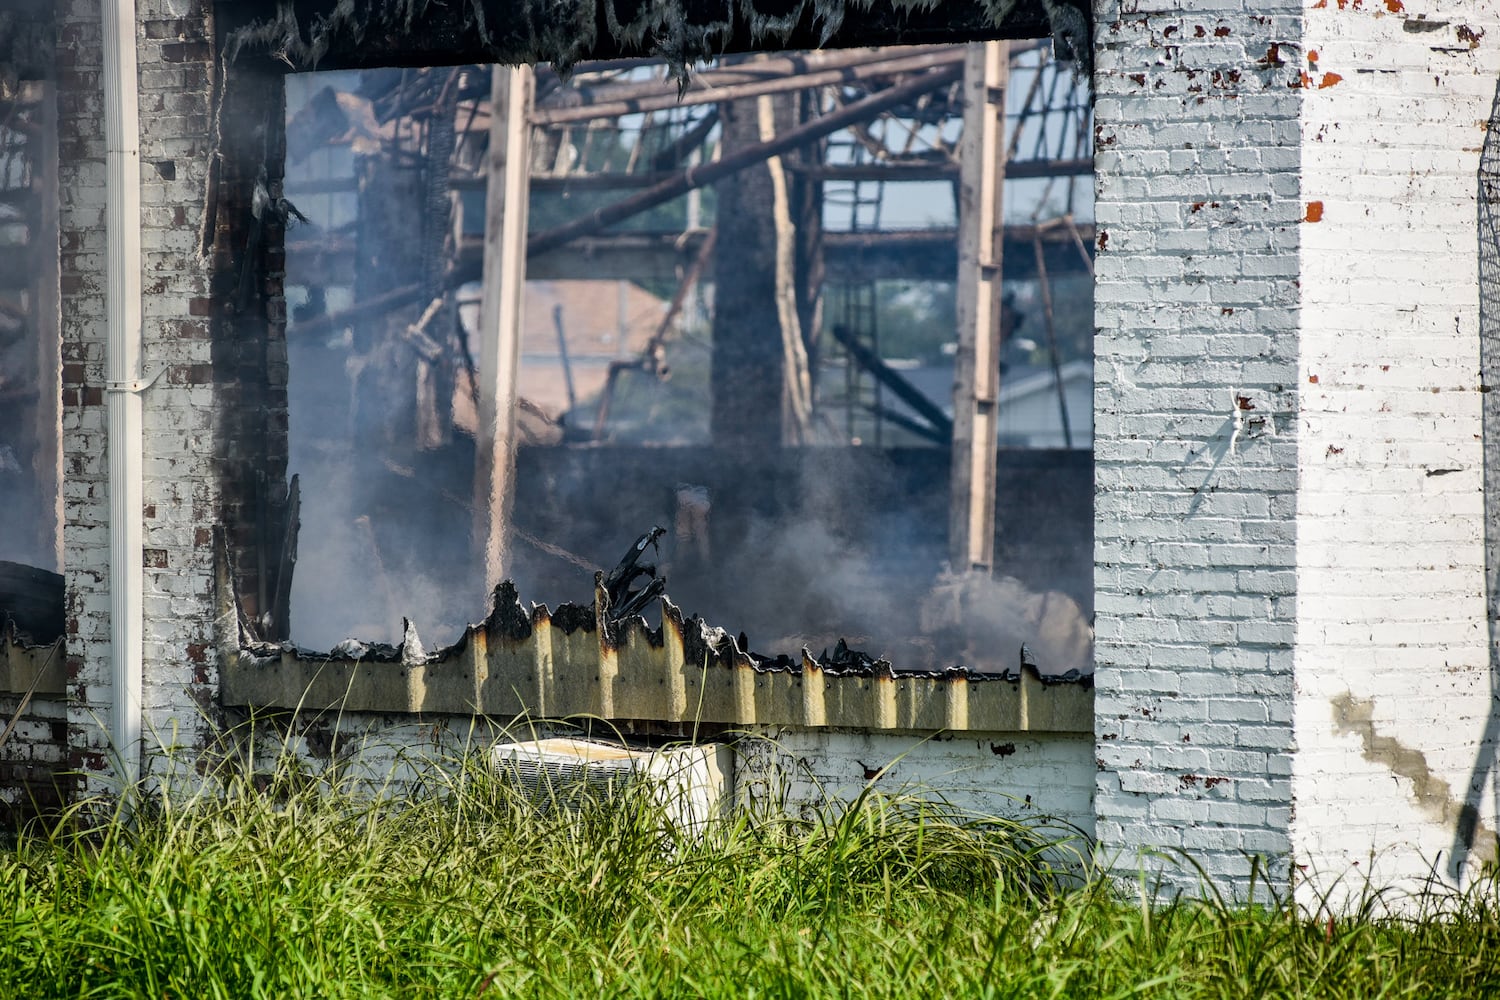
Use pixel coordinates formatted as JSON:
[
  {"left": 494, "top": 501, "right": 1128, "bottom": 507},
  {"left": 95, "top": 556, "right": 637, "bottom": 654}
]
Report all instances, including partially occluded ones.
[
  {"left": 651, "top": 107, "right": 719, "bottom": 171},
  {"left": 474, "top": 65, "right": 535, "bottom": 590},
  {"left": 828, "top": 323, "right": 952, "bottom": 440},
  {"left": 865, "top": 403, "right": 948, "bottom": 446},
  {"left": 711, "top": 94, "right": 787, "bottom": 452},
  {"left": 531, "top": 46, "right": 965, "bottom": 126},
  {"left": 437, "top": 154, "right": 1091, "bottom": 194},
  {"left": 537, "top": 46, "right": 958, "bottom": 113},
  {"left": 527, "top": 64, "right": 962, "bottom": 259},
  {"left": 289, "top": 282, "right": 424, "bottom": 340}
]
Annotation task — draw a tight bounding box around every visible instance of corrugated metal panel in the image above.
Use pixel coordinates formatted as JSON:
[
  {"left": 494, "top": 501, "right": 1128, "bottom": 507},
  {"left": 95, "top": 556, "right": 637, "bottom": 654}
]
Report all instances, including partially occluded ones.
[{"left": 223, "top": 585, "right": 1092, "bottom": 735}]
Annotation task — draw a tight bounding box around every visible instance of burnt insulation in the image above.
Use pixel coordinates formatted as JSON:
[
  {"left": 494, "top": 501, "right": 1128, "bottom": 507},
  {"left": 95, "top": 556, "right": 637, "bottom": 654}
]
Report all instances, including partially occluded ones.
[{"left": 222, "top": 0, "right": 1090, "bottom": 79}]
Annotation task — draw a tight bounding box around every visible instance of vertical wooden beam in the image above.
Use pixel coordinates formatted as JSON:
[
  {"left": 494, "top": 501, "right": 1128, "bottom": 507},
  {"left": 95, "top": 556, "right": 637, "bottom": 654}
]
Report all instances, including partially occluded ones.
[
  {"left": 949, "top": 41, "right": 1009, "bottom": 572},
  {"left": 475, "top": 65, "right": 533, "bottom": 591},
  {"left": 759, "top": 94, "right": 814, "bottom": 446},
  {"left": 710, "top": 96, "right": 783, "bottom": 453}
]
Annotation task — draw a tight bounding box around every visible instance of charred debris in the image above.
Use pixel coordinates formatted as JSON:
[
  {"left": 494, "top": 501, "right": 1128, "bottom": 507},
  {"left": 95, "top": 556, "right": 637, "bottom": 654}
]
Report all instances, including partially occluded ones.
[
  {"left": 236, "top": 526, "right": 1091, "bottom": 688},
  {"left": 215, "top": 0, "right": 1091, "bottom": 80}
]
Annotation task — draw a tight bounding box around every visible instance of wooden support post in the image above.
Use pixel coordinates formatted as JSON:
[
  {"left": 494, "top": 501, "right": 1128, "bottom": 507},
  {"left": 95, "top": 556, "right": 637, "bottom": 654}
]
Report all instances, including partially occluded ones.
[
  {"left": 949, "top": 41, "right": 1009, "bottom": 572},
  {"left": 759, "top": 94, "right": 814, "bottom": 445},
  {"left": 474, "top": 65, "right": 534, "bottom": 592},
  {"left": 710, "top": 95, "right": 784, "bottom": 453}
]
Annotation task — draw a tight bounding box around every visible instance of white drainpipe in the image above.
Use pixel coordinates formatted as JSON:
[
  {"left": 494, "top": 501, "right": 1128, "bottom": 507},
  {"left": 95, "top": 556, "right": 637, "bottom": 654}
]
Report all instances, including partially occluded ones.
[{"left": 102, "top": 0, "right": 144, "bottom": 791}]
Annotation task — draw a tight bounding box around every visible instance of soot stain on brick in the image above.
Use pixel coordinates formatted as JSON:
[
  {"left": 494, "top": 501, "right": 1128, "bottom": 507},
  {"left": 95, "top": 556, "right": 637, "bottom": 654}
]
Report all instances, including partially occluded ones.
[
  {"left": 1330, "top": 692, "right": 1498, "bottom": 863},
  {"left": 990, "top": 741, "right": 1017, "bottom": 757},
  {"left": 1403, "top": 17, "right": 1449, "bottom": 34}
]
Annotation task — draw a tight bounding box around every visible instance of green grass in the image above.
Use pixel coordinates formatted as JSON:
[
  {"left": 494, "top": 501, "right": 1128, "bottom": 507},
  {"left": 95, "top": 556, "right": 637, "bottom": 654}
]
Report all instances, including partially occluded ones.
[{"left": 1, "top": 747, "right": 1498, "bottom": 999}]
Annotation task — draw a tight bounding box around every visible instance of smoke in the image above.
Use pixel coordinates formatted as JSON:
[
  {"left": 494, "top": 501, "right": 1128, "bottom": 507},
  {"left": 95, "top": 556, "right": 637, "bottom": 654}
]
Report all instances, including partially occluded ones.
[
  {"left": 505, "top": 444, "right": 1093, "bottom": 676},
  {"left": 280, "top": 66, "right": 1094, "bottom": 674},
  {"left": 673, "top": 500, "right": 1093, "bottom": 676}
]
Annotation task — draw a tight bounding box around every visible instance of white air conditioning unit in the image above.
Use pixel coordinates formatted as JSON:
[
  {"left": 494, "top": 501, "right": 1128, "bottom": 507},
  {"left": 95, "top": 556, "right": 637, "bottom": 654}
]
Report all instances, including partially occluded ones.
[{"left": 489, "top": 737, "right": 732, "bottom": 837}]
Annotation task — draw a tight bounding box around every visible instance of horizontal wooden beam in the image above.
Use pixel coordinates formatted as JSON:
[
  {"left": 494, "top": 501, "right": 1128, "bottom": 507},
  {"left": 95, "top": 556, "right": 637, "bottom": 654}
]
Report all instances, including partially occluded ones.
[
  {"left": 526, "top": 64, "right": 965, "bottom": 258},
  {"left": 287, "top": 223, "right": 1093, "bottom": 289},
  {"left": 293, "top": 156, "right": 1092, "bottom": 199},
  {"left": 531, "top": 47, "right": 965, "bottom": 125}
]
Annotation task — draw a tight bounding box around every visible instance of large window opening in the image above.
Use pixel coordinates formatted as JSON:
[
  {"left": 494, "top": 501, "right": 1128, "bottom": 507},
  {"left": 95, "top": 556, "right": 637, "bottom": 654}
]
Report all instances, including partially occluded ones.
[
  {"left": 0, "top": 49, "right": 63, "bottom": 645},
  {"left": 281, "top": 43, "right": 1094, "bottom": 676}
]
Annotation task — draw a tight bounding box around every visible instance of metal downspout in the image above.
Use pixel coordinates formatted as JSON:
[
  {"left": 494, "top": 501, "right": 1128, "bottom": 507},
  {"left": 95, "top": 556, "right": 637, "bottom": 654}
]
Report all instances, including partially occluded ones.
[{"left": 102, "top": 0, "right": 144, "bottom": 791}]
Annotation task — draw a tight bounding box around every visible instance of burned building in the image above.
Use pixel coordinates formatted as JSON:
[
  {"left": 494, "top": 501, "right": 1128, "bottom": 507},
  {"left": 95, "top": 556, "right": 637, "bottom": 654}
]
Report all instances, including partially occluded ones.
[{"left": 1, "top": 0, "right": 1499, "bottom": 902}]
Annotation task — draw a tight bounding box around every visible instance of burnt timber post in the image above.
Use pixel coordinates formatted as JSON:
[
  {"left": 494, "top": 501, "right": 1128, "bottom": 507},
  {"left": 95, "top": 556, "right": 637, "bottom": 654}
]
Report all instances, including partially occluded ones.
[
  {"left": 710, "top": 92, "right": 788, "bottom": 453},
  {"left": 949, "top": 41, "right": 1009, "bottom": 572},
  {"left": 475, "top": 66, "right": 533, "bottom": 591}
]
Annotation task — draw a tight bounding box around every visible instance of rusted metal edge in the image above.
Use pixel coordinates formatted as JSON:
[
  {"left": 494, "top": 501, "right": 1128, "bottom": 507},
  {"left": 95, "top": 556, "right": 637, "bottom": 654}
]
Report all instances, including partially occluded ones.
[{"left": 222, "top": 580, "right": 1093, "bottom": 735}]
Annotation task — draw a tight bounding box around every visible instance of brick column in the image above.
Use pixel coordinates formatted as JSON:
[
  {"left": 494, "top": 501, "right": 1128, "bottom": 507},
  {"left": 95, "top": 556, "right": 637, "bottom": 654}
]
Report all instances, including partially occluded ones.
[
  {"left": 57, "top": 0, "right": 115, "bottom": 791},
  {"left": 1092, "top": 0, "right": 1304, "bottom": 894},
  {"left": 58, "top": 0, "right": 289, "bottom": 793},
  {"left": 1093, "top": 0, "right": 1500, "bottom": 899},
  {"left": 1291, "top": 2, "right": 1500, "bottom": 901}
]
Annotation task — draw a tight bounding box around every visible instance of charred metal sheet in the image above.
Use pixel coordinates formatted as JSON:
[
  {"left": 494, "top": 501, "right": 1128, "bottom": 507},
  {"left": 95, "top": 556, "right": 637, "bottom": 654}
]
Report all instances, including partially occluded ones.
[{"left": 222, "top": 580, "right": 1092, "bottom": 735}]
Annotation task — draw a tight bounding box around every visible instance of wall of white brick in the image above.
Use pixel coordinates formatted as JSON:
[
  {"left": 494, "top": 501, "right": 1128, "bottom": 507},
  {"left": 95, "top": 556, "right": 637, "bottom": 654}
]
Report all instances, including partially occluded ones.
[
  {"left": 1293, "top": 1, "right": 1500, "bottom": 902},
  {"left": 1095, "top": 0, "right": 1500, "bottom": 900},
  {"left": 55, "top": 0, "right": 117, "bottom": 786},
  {"left": 56, "top": 0, "right": 284, "bottom": 793},
  {"left": 1092, "top": 0, "right": 1305, "bottom": 895},
  {"left": 0, "top": 692, "right": 69, "bottom": 823},
  {"left": 738, "top": 729, "right": 1096, "bottom": 836},
  {"left": 234, "top": 712, "right": 1096, "bottom": 840}
]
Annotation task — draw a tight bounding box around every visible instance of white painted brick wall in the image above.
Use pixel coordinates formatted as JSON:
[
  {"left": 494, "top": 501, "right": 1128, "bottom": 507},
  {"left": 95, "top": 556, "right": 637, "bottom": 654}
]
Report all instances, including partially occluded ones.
[
  {"left": 1096, "top": 0, "right": 1500, "bottom": 900},
  {"left": 1092, "top": 0, "right": 1305, "bottom": 895},
  {"left": 232, "top": 712, "right": 1095, "bottom": 844},
  {"left": 59, "top": 0, "right": 227, "bottom": 791},
  {"left": 738, "top": 729, "right": 1096, "bottom": 836},
  {"left": 57, "top": 0, "right": 117, "bottom": 782},
  {"left": 0, "top": 693, "right": 69, "bottom": 821},
  {"left": 134, "top": 0, "right": 222, "bottom": 775},
  {"left": 1294, "top": 0, "right": 1500, "bottom": 903}
]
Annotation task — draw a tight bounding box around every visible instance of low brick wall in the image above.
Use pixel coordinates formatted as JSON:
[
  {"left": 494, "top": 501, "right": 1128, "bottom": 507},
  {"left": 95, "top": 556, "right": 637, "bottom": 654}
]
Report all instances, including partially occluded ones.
[{"left": 0, "top": 638, "right": 68, "bottom": 826}]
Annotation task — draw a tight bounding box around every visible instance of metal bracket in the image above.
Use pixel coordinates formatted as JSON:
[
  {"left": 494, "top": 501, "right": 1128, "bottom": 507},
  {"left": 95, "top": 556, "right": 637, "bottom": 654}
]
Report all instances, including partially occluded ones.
[{"left": 104, "top": 367, "right": 167, "bottom": 394}]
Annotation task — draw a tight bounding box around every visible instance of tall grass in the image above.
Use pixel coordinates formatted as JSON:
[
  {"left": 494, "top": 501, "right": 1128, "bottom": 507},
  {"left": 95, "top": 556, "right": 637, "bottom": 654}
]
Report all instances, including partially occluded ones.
[{"left": 1, "top": 744, "right": 1497, "bottom": 999}]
